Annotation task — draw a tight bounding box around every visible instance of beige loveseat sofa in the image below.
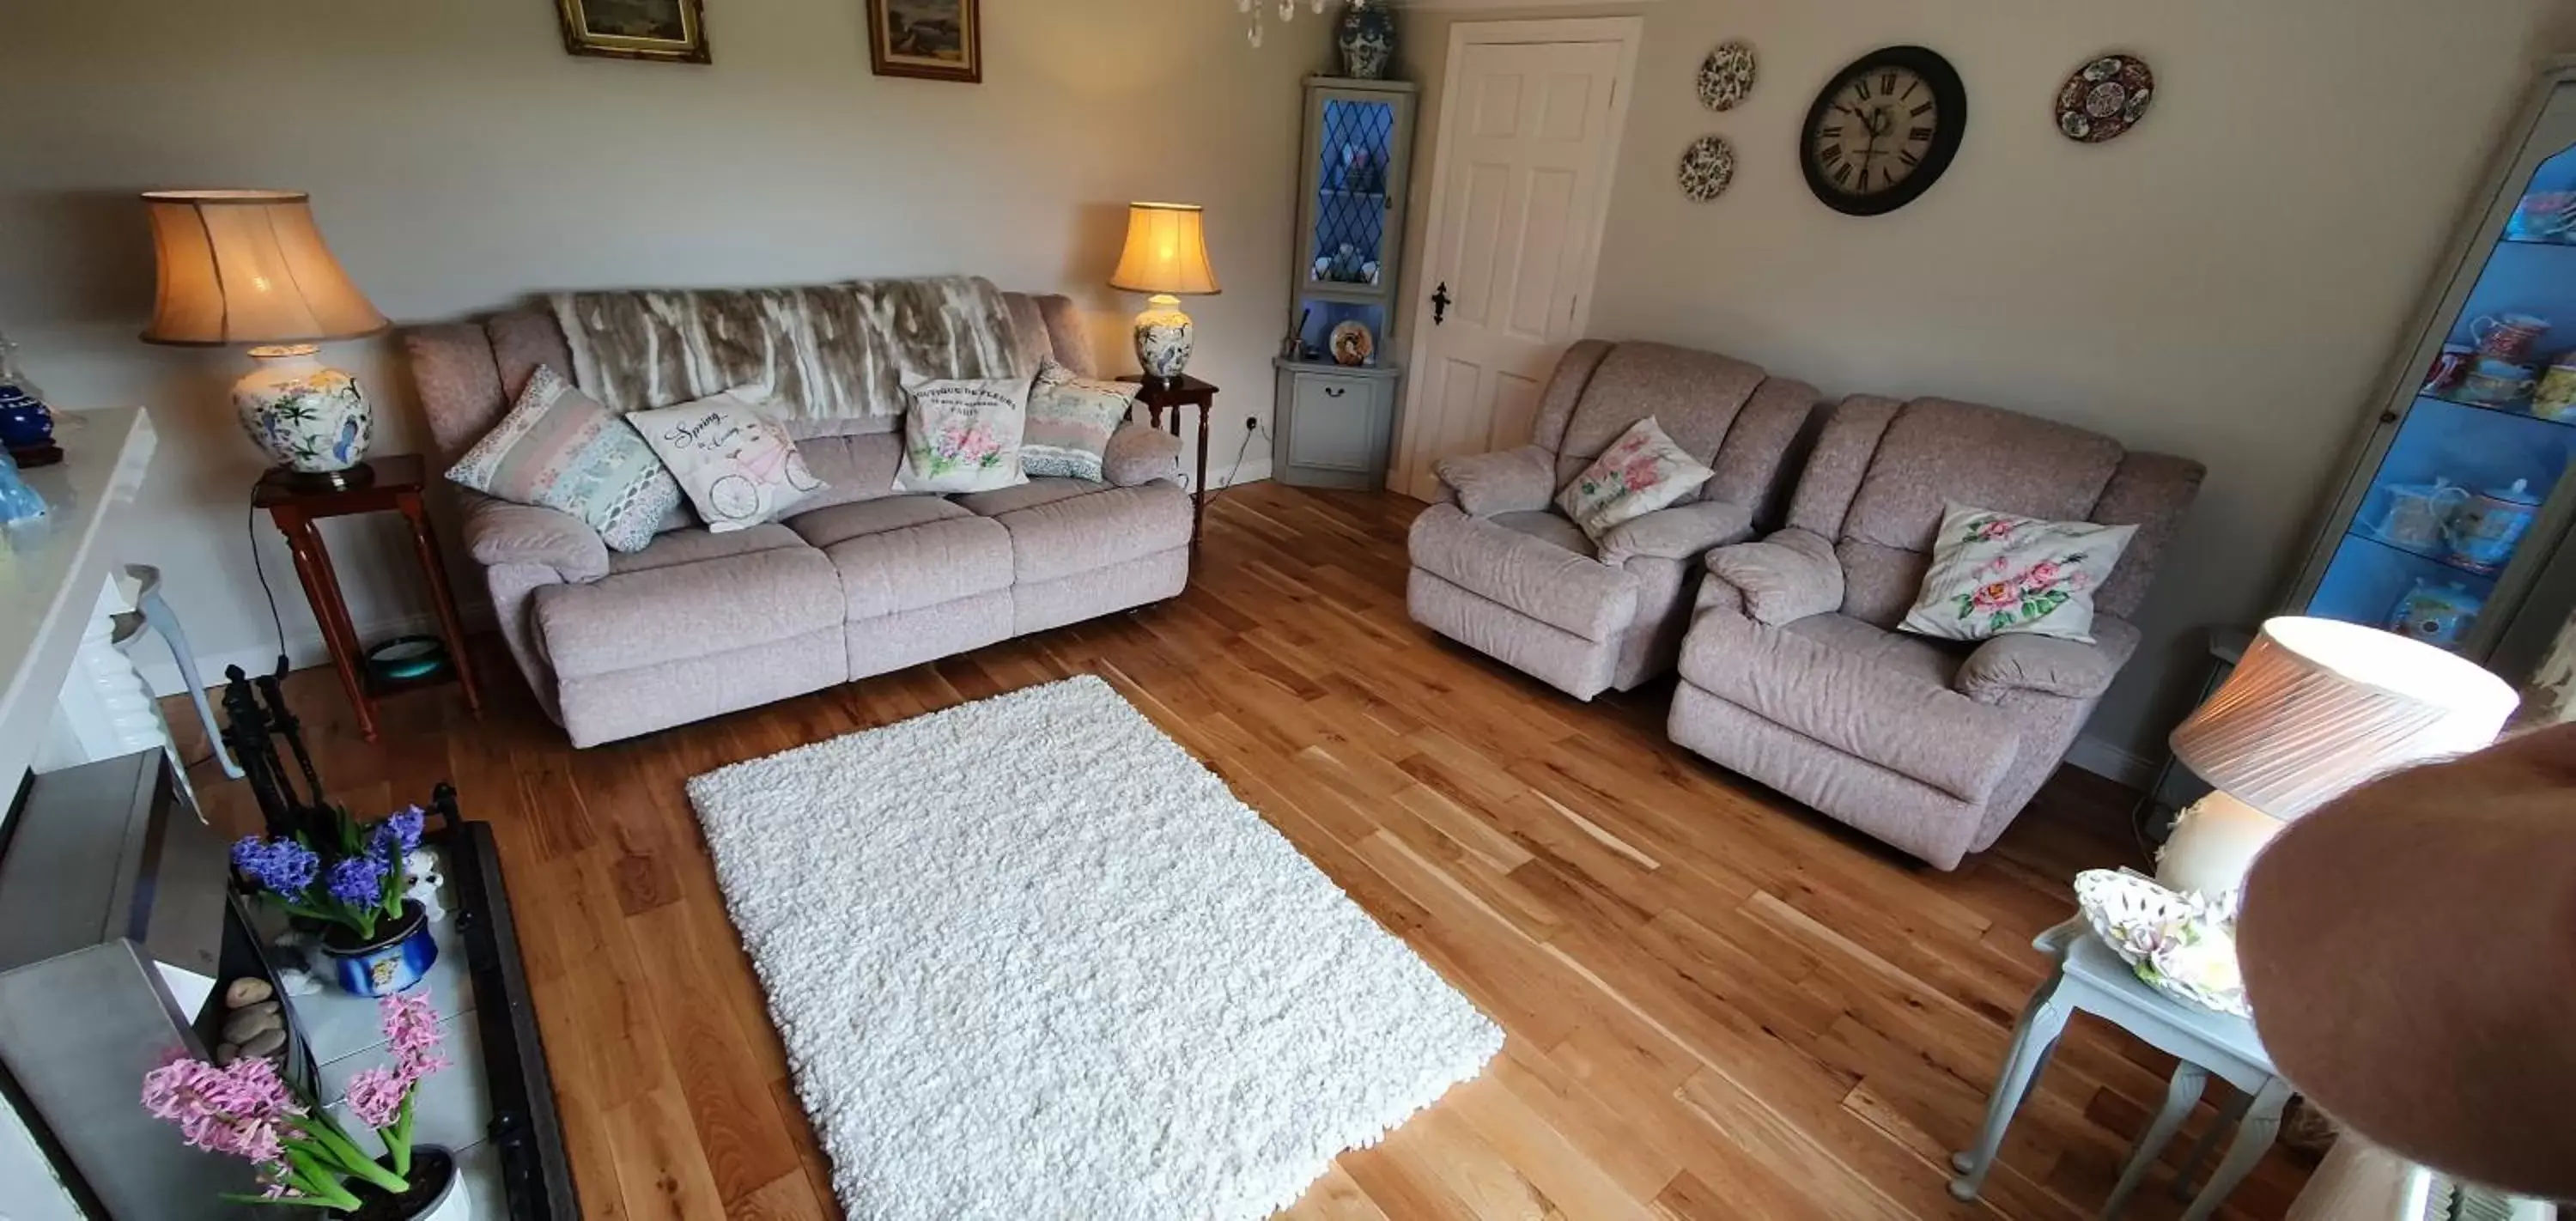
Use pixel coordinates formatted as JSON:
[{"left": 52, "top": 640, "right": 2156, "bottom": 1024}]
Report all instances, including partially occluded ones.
[
  {"left": 1406, "top": 340, "right": 1822, "bottom": 700},
  {"left": 405, "top": 293, "right": 1188, "bottom": 746},
  {"left": 1668, "top": 396, "right": 2202, "bottom": 868}
]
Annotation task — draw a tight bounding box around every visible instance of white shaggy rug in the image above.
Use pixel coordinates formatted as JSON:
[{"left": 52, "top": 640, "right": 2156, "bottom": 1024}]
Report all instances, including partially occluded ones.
[{"left": 685, "top": 675, "right": 1503, "bottom": 1220}]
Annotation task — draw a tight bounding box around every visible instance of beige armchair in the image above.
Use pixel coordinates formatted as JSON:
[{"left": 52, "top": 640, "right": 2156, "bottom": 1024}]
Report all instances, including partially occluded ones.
[
  {"left": 1668, "top": 394, "right": 2203, "bottom": 869},
  {"left": 1406, "top": 341, "right": 1821, "bottom": 699}
]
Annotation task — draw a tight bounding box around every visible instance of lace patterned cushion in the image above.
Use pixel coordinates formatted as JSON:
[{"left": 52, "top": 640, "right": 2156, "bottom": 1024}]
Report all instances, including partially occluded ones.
[
  {"left": 1900, "top": 502, "right": 2136, "bottom": 643},
  {"left": 627, "top": 389, "right": 827, "bottom": 533},
  {"left": 894, "top": 374, "right": 1030, "bottom": 495},
  {"left": 1020, "top": 360, "right": 1138, "bottom": 482},
  {"left": 444, "top": 365, "right": 682, "bottom": 554},
  {"left": 1552, "top": 416, "right": 1716, "bottom": 546}
]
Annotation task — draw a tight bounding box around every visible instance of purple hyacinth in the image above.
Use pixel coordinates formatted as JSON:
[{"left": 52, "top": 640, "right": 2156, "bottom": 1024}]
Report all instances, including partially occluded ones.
[
  {"left": 230, "top": 836, "right": 319, "bottom": 897},
  {"left": 324, "top": 855, "right": 388, "bottom": 907},
  {"left": 368, "top": 806, "right": 426, "bottom": 861}
]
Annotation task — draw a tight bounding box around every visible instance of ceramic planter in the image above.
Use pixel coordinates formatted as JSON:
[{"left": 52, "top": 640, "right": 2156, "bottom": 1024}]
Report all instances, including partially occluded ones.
[{"left": 319, "top": 899, "right": 437, "bottom": 997}]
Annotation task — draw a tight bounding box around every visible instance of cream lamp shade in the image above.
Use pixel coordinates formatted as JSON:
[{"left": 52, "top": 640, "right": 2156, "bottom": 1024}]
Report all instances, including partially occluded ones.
[
  {"left": 1108, "top": 202, "right": 1220, "bottom": 296},
  {"left": 2157, "top": 617, "right": 2518, "bottom": 896},
  {"left": 1109, "top": 202, "right": 1218, "bottom": 383},
  {"left": 139, "top": 190, "right": 387, "bottom": 346}
]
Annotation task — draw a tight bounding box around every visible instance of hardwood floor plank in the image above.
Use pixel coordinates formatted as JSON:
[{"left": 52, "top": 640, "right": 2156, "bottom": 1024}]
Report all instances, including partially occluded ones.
[{"left": 167, "top": 481, "right": 2306, "bottom": 1220}]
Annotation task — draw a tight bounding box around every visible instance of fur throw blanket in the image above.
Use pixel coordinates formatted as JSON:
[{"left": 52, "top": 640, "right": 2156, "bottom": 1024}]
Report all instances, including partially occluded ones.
[{"left": 548, "top": 276, "right": 1029, "bottom": 422}]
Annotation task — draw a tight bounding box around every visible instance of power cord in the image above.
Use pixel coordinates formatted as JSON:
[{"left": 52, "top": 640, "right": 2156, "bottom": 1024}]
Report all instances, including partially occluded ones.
[
  {"left": 1202, "top": 416, "right": 1272, "bottom": 507},
  {"left": 246, "top": 498, "right": 290, "bottom": 676}
]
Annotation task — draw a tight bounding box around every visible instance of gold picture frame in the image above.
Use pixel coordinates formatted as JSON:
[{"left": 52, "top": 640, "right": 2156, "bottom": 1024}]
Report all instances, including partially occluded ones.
[
  {"left": 557, "top": 0, "right": 711, "bottom": 64},
  {"left": 866, "top": 0, "right": 981, "bottom": 83}
]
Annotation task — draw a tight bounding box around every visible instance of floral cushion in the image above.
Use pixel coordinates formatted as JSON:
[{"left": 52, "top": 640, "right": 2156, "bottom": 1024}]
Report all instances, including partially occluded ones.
[
  {"left": 1552, "top": 416, "right": 1716, "bottom": 546},
  {"left": 444, "top": 365, "right": 682, "bottom": 554},
  {"left": 1021, "top": 359, "right": 1139, "bottom": 482},
  {"left": 894, "top": 374, "right": 1030, "bottom": 494},
  {"left": 627, "top": 389, "right": 827, "bottom": 532},
  {"left": 1900, "top": 502, "right": 2136, "bottom": 643}
]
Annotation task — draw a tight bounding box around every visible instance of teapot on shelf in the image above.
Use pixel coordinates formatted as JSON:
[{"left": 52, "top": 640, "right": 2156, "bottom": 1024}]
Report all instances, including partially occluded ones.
[
  {"left": 2443, "top": 477, "right": 2544, "bottom": 574},
  {"left": 2386, "top": 579, "right": 2484, "bottom": 648},
  {"left": 2372, "top": 478, "right": 2469, "bottom": 550}
]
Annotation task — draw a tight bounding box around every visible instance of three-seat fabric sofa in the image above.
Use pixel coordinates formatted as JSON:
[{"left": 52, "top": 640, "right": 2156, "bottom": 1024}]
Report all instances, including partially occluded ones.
[{"left": 405, "top": 292, "right": 1188, "bottom": 747}]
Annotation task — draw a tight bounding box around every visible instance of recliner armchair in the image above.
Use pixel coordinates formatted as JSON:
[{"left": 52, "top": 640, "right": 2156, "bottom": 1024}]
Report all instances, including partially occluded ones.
[
  {"left": 1406, "top": 340, "right": 1821, "bottom": 699},
  {"left": 1667, "top": 394, "right": 2202, "bottom": 869}
]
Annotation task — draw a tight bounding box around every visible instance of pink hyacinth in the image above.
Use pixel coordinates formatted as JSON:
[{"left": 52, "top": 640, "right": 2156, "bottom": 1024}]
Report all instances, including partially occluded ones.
[
  {"left": 343, "top": 1066, "right": 408, "bottom": 1130},
  {"left": 141, "top": 1056, "right": 301, "bottom": 1164},
  {"left": 380, "top": 992, "right": 450, "bottom": 1084}
]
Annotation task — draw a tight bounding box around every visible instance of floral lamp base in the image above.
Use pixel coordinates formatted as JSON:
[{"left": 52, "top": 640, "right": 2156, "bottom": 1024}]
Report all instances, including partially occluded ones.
[
  {"left": 236, "top": 343, "right": 375, "bottom": 489},
  {"left": 1133, "top": 294, "right": 1196, "bottom": 383}
]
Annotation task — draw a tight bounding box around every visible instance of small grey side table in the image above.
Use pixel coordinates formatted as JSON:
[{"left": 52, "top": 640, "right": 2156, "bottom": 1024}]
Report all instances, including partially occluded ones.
[{"left": 1950, "top": 919, "right": 2290, "bottom": 1220}]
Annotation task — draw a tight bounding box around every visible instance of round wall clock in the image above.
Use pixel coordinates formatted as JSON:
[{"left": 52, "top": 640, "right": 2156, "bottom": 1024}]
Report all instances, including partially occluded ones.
[
  {"left": 1800, "top": 45, "right": 1967, "bottom": 216},
  {"left": 1678, "top": 135, "right": 1736, "bottom": 201}
]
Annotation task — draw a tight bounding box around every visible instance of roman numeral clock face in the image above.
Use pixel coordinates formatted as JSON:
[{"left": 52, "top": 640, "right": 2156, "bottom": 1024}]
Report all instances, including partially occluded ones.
[{"left": 1802, "top": 46, "right": 1966, "bottom": 216}]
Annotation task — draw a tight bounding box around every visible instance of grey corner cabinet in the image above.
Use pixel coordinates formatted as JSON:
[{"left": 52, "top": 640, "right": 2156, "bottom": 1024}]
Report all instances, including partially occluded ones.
[
  {"left": 2286, "top": 57, "right": 2576, "bottom": 712},
  {"left": 1273, "top": 75, "right": 1417, "bottom": 489}
]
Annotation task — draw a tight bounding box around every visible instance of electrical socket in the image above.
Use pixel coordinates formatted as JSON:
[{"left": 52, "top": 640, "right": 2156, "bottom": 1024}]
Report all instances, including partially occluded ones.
[{"left": 1243, "top": 415, "right": 1260, "bottom": 433}]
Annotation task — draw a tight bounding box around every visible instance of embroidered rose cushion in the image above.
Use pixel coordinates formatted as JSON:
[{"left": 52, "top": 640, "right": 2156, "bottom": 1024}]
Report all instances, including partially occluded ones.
[
  {"left": 444, "top": 365, "right": 683, "bottom": 553},
  {"left": 895, "top": 374, "right": 1030, "bottom": 494},
  {"left": 627, "top": 389, "right": 826, "bottom": 532},
  {"left": 1021, "top": 359, "right": 1139, "bottom": 482},
  {"left": 1900, "top": 502, "right": 2136, "bottom": 643},
  {"left": 1552, "top": 416, "right": 1716, "bottom": 544}
]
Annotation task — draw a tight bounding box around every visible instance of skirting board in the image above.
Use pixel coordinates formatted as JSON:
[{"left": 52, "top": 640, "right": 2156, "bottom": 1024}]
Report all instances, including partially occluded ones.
[
  {"left": 125, "top": 606, "right": 494, "bottom": 700},
  {"left": 2064, "top": 733, "right": 2157, "bottom": 788}
]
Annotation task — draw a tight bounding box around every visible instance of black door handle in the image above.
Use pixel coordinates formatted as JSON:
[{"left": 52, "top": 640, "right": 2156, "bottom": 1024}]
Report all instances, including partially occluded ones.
[{"left": 1431, "top": 282, "right": 1451, "bottom": 325}]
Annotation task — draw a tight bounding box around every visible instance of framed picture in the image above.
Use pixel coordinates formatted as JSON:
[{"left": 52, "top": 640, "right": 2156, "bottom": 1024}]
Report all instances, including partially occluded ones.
[
  {"left": 866, "top": 0, "right": 981, "bottom": 83},
  {"left": 556, "top": 0, "right": 711, "bottom": 64}
]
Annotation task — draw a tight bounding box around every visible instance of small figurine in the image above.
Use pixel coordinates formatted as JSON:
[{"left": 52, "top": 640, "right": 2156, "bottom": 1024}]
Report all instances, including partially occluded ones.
[
  {"left": 404, "top": 847, "right": 448, "bottom": 921},
  {"left": 0, "top": 328, "right": 58, "bottom": 469}
]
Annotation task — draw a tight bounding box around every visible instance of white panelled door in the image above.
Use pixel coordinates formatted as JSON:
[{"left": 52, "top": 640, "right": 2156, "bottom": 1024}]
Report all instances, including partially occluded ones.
[{"left": 1396, "top": 21, "right": 1637, "bottom": 501}]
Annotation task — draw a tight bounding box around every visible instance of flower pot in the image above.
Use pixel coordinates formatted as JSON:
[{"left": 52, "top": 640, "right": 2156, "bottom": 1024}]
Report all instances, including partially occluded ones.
[
  {"left": 346, "top": 1144, "right": 461, "bottom": 1221},
  {"left": 319, "top": 900, "right": 437, "bottom": 997}
]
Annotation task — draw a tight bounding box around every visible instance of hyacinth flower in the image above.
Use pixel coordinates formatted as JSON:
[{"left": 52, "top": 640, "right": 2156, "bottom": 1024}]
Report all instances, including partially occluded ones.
[
  {"left": 140, "top": 992, "right": 447, "bottom": 1211},
  {"left": 230, "top": 805, "right": 424, "bottom": 942}
]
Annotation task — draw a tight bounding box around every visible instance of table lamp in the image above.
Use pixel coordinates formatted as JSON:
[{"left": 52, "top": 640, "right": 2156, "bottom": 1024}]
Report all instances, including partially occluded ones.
[
  {"left": 2158, "top": 617, "right": 2518, "bottom": 898},
  {"left": 140, "top": 190, "right": 389, "bottom": 490},
  {"left": 1109, "top": 202, "right": 1219, "bottom": 386}
]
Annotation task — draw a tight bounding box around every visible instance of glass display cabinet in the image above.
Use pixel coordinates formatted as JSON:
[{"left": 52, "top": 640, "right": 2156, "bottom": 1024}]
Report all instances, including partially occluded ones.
[
  {"left": 2290, "top": 61, "right": 2576, "bottom": 710},
  {"left": 1273, "top": 76, "right": 1416, "bottom": 489}
]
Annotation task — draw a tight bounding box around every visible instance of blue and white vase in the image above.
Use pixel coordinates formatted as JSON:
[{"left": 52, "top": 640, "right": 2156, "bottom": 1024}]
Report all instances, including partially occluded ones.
[
  {"left": 1132, "top": 295, "right": 1195, "bottom": 382},
  {"left": 319, "top": 900, "right": 438, "bottom": 997},
  {"left": 234, "top": 343, "right": 373, "bottom": 477},
  {"left": 1337, "top": 0, "right": 1395, "bottom": 80}
]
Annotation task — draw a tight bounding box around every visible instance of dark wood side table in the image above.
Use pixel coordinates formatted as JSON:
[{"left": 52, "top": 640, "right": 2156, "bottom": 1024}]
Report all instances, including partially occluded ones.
[
  {"left": 1120, "top": 374, "right": 1218, "bottom": 559},
  {"left": 252, "top": 453, "right": 482, "bottom": 742}
]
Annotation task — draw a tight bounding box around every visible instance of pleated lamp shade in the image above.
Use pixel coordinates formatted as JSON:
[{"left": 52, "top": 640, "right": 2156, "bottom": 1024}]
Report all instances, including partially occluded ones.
[
  {"left": 139, "top": 190, "right": 387, "bottom": 347},
  {"left": 2171, "top": 617, "right": 2518, "bottom": 819},
  {"left": 1108, "top": 203, "right": 1220, "bottom": 296}
]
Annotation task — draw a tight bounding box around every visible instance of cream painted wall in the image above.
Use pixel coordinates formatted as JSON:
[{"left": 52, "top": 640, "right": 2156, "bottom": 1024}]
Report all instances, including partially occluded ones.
[
  {"left": 1396, "top": 0, "right": 2574, "bottom": 775},
  {"left": 0, "top": 0, "right": 1329, "bottom": 696}
]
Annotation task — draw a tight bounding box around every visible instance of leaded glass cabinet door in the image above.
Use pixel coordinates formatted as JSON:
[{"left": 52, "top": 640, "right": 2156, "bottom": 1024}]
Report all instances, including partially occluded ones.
[
  {"left": 1285, "top": 77, "right": 1416, "bottom": 365},
  {"left": 2289, "top": 62, "right": 2576, "bottom": 708}
]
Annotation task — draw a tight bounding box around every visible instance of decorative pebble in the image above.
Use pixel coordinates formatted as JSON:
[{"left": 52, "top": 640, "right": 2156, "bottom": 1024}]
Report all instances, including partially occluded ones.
[
  {"left": 240, "top": 1027, "right": 288, "bottom": 1059},
  {"left": 214, "top": 1042, "right": 240, "bottom": 1066},
  {"left": 222, "top": 1005, "right": 282, "bottom": 1044},
  {"left": 224, "top": 977, "right": 275, "bottom": 1008}
]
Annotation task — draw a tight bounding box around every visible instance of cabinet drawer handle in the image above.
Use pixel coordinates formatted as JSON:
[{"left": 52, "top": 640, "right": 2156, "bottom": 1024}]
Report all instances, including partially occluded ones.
[{"left": 1323, "top": 386, "right": 1347, "bottom": 398}]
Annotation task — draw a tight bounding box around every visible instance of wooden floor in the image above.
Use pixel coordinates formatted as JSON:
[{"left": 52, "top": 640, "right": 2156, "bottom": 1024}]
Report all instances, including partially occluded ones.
[{"left": 180, "top": 480, "right": 2310, "bottom": 1221}]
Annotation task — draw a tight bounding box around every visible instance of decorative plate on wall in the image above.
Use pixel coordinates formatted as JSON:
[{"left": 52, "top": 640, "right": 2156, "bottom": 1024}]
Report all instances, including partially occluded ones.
[
  {"left": 1679, "top": 135, "right": 1736, "bottom": 202},
  {"left": 1697, "top": 41, "right": 1756, "bottom": 111},
  {"left": 2057, "top": 53, "right": 2154, "bottom": 142}
]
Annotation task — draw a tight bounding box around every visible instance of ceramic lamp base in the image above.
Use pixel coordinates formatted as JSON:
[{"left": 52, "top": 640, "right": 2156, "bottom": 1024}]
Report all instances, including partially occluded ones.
[
  {"left": 234, "top": 343, "right": 374, "bottom": 477},
  {"left": 1133, "top": 294, "right": 1195, "bottom": 382},
  {"left": 2154, "top": 790, "right": 2285, "bottom": 901}
]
